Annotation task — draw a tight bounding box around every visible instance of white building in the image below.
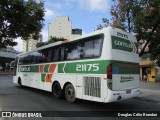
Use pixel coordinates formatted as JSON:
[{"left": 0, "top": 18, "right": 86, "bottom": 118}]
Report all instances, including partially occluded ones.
[
  {"left": 22, "top": 34, "right": 43, "bottom": 52},
  {"left": 48, "top": 16, "right": 82, "bottom": 40}
]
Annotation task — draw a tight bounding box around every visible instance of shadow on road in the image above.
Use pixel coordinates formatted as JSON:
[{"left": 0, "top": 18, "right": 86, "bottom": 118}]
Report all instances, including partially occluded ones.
[{"left": 14, "top": 85, "right": 138, "bottom": 111}]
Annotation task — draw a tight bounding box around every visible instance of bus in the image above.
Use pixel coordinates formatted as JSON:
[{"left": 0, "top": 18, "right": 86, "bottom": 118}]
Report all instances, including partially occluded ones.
[{"left": 13, "top": 26, "right": 140, "bottom": 103}]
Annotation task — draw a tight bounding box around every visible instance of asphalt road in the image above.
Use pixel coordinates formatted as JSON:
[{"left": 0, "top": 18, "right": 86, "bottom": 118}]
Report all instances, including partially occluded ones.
[{"left": 0, "top": 75, "right": 160, "bottom": 120}]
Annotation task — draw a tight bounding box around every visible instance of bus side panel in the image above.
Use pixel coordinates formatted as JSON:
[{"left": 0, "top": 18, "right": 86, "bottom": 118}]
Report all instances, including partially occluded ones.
[
  {"left": 76, "top": 75, "right": 83, "bottom": 99},
  {"left": 13, "top": 76, "right": 18, "bottom": 84},
  {"left": 20, "top": 72, "right": 28, "bottom": 86},
  {"left": 37, "top": 73, "right": 44, "bottom": 90},
  {"left": 52, "top": 74, "right": 77, "bottom": 93},
  {"left": 29, "top": 72, "right": 43, "bottom": 89}
]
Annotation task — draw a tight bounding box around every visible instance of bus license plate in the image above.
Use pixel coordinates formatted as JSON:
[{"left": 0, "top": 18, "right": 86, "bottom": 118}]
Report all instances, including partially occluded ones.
[{"left": 126, "top": 89, "right": 131, "bottom": 94}]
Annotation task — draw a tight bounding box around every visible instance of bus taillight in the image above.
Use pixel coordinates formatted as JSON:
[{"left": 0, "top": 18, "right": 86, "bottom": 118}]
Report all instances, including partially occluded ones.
[
  {"left": 107, "top": 64, "right": 112, "bottom": 90},
  {"left": 107, "top": 64, "right": 112, "bottom": 79}
]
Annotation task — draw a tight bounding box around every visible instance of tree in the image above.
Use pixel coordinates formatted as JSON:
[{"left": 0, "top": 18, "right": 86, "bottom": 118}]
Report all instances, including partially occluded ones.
[
  {"left": 101, "top": 0, "right": 160, "bottom": 64},
  {"left": 0, "top": 0, "right": 45, "bottom": 48},
  {"left": 36, "top": 36, "right": 66, "bottom": 48}
]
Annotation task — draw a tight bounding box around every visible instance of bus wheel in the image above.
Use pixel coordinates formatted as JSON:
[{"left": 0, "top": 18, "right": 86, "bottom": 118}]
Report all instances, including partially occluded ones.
[
  {"left": 18, "top": 78, "right": 22, "bottom": 87},
  {"left": 65, "top": 84, "right": 76, "bottom": 103},
  {"left": 52, "top": 82, "right": 62, "bottom": 99}
]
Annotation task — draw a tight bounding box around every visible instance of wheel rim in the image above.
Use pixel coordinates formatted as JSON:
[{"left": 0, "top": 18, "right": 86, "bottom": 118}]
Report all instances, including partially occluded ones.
[
  {"left": 66, "top": 88, "right": 74, "bottom": 99},
  {"left": 65, "top": 84, "right": 75, "bottom": 102}
]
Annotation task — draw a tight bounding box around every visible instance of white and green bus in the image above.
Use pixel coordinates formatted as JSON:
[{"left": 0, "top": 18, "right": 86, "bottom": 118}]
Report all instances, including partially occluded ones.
[{"left": 13, "top": 26, "right": 140, "bottom": 103}]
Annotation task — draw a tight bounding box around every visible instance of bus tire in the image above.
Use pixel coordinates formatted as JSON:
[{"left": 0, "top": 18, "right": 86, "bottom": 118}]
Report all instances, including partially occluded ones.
[
  {"left": 65, "top": 84, "right": 76, "bottom": 103},
  {"left": 18, "top": 78, "right": 22, "bottom": 87},
  {"left": 52, "top": 82, "right": 62, "bottom": 99}
]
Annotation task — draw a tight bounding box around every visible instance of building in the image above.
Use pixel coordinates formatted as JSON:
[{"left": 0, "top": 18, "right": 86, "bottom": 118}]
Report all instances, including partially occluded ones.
[
  {"left": 22, "top": 34, "right": 43, "bottom": 52},
  {"left": 138, "top": 40, "right": 157, "bottom": 82},
  {"left": 139, "top": 59, "right": 156, "bottom": 82},
  {"left": 48, "top": 16, "right": 72, "bottom": 39},
  {"left": 71, "top": 28, "right": 82, "bottom": 39},
  {"left": 48, "top": 16, "right": 82, "bottom": 40}
]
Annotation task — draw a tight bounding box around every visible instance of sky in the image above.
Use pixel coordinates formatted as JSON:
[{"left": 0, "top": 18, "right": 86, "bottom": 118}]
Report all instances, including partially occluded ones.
[{"left": 14, "top": 0, "right": 112, "bottom": 51}]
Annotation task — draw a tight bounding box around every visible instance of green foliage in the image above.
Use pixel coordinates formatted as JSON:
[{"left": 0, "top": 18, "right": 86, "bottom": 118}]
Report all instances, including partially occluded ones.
[
  {"left": 0, "top": 0, "right": 45, "bottom": 48},
  {"left": 36, "top": 36, "right": 66, "bottom": 48},
  {"left": 36, "top": 41, "right": 46, "bottom": 48},
  {"left": 48, "top": 36, "right": 66, "bottom": 44},
  {"left": 101, "top": 0, "right": 160, "bottom": 65}
]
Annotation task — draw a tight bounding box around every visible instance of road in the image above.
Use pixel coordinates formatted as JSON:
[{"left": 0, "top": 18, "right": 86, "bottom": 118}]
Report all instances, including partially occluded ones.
[{"left": 0, "top": 75, "right": 160, "bottom": 120}]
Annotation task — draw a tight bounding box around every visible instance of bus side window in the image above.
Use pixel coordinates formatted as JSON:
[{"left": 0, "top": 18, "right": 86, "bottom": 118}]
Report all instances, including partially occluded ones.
[
  {"left": 40, "top": 50, "right": 48, "bottom": 63},
  {"left": 36, "top": 51, "right": 42, "bottom": 63},
  {"left": 19, "top": 56, "right": 23, "bottom": 64},
  {"left": 47, "top": 49, "right": 52, "bottom": 62},
  {"left": 26, "top": 54, "right": 31, "bottom": 64},
  {"left": 22, "top": 54, "right": 30, "bottom": 64},
  {"left": 82, "top": 38, "right": 102, "bottom": 58},
  {"left": 40, "top": 48, "right": 52, "bottom": 63},
  {"left": 30, "top": 53, "right": 36, "bottom": 63},
  {"left": 65, "top": 42, "right": 81, "bottom": 60},
  {"left": 29, "top": 52, "right": 40, "bottom": 64},
  {"left": 60, "top": 46, "right": 65, "bottom": 61},
  {"left": 52, "top": 47, "right": 59, "bottom": 62}
]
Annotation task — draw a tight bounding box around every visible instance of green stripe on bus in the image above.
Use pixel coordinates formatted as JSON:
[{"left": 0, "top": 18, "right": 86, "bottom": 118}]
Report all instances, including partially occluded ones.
[
  {"left": 31, "top": 65, "right": 39, "bottom": 72},
  {"left": 58, "top": 63, "right": 65, "bottom": 73},
  {"left": 44, "top": 64, "right": 49, "bottom": 72},
  {"left": 19, "top": 60, "right": 139, "bottom": 74},
  {"left": 113, "top": 63, "right": 139, "bottom": 74},
  {"left": 19, "top": 65, "right": 39, "bottom": 72},
  {"left": 58, "top": 60, "right": 139, "bottom": 74},
  {"left": 41, "top": 74, "right": 46, "bottom": 82},
  {"left": 58, "top": 60, "right": 111, "bottom": 74}
]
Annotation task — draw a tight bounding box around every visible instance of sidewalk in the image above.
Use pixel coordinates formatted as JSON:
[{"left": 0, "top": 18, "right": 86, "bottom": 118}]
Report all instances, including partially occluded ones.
[
  {"left": 140, "top": 80, "right": 160, "bottom": 90},
  {"left": 136, "top": 81, "right": 160, "bottom": 103}
]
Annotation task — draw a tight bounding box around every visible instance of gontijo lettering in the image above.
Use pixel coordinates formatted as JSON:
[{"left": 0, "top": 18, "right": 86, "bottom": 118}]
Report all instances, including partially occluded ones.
[
  {"left": 20, "top": 67, "right": 30, "bottom": 72},
  {"left": 114, "top": 40, "right": 132, "bottom": 48}
]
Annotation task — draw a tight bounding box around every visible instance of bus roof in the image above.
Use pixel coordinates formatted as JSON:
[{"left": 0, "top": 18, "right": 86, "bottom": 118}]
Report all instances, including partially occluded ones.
[{"left": 17, "top": 26, "right": 136, "bottom": 56}]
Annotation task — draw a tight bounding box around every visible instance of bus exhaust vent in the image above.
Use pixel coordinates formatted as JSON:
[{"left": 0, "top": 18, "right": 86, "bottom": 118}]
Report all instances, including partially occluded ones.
[{"left": 84, "top": 76, "right": 101, "bottom": 98}]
